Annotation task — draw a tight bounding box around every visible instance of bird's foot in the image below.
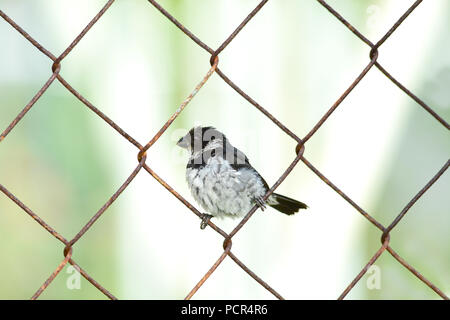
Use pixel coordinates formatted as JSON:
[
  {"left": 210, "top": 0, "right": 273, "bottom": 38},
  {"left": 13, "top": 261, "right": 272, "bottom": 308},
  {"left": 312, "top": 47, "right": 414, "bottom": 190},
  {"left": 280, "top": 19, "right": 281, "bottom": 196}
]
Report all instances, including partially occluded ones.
[
  {"left": 200, "top": 213, "right": 213, "bottom": 230},
  {"left": 255, "top": 197, "right": 266, "bottom": 211}
]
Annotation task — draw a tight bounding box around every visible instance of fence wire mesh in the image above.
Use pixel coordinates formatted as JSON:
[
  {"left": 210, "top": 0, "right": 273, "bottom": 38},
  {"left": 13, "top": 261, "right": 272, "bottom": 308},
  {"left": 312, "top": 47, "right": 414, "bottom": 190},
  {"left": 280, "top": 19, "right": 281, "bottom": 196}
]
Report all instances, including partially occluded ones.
[{"left": 0, "top": 0, "right": 449, "bottom": 300}]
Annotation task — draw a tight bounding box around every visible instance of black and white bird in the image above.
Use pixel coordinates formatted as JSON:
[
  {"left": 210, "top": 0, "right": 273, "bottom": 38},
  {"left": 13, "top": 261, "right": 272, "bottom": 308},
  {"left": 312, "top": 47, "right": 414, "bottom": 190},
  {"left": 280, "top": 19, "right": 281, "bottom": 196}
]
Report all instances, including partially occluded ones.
[{"left": 177, "top": 126, "right": 307, "bottom": 229}]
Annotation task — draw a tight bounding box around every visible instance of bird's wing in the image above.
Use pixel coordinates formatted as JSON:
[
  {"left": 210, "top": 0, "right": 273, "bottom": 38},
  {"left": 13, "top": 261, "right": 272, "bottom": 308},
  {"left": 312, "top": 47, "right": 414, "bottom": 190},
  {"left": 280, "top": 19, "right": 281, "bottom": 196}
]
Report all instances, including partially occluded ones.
[{"left": 228, "top": 147, "right": 271, "bottom": 192}]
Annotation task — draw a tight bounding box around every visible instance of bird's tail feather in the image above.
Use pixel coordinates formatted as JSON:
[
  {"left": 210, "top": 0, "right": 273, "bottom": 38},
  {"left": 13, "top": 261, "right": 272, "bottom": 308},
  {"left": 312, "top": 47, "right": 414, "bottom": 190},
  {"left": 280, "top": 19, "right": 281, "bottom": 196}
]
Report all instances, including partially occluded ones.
[{"left": 268, "top": 193, "right": 308, "bottom": 215}]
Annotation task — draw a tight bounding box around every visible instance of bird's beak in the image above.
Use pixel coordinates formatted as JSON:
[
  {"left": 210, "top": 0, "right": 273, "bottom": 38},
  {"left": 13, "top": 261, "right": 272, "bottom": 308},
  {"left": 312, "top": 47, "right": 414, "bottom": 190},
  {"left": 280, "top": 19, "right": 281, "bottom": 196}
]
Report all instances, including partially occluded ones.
[{"left": 177, "top": 136, "right": 189, "bottom": 149}]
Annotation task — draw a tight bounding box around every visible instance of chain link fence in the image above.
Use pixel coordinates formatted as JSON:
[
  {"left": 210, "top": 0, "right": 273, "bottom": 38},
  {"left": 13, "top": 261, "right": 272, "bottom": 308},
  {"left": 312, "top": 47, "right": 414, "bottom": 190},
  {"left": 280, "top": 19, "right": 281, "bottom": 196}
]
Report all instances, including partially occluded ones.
[{"left": 0, "top": 0, "right": 448, "bottom": 300}]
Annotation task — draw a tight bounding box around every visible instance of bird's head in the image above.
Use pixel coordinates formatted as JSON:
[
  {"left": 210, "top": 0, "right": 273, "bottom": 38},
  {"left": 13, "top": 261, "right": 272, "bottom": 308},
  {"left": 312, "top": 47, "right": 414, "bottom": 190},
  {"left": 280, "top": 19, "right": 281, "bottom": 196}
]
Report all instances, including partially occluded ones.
[{"left": 176, "top": 126, "right": 226, "bottom": 154}]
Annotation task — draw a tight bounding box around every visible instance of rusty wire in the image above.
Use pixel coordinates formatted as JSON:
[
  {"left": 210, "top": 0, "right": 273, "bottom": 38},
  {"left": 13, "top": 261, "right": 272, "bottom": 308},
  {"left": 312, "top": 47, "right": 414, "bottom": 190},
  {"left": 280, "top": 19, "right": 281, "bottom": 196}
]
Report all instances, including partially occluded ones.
[{"left": 0, "top": 0, "right": 448, "bottom": 300}]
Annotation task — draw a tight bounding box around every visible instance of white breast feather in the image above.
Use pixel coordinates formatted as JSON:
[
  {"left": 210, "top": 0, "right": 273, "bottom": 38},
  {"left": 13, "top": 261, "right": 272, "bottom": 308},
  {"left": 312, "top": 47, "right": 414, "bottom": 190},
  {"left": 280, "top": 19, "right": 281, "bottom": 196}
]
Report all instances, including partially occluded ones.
[{"left": 186, "top": 156, "right": 266, "bottom": 218}]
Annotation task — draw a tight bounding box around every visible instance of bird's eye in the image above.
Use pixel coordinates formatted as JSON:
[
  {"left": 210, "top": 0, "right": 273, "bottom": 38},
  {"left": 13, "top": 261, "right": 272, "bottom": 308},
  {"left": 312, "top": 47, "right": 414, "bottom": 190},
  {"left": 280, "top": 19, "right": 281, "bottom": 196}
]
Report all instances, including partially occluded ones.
[{"left": 210, "top": 136, "right": 215, "bottom": 141}]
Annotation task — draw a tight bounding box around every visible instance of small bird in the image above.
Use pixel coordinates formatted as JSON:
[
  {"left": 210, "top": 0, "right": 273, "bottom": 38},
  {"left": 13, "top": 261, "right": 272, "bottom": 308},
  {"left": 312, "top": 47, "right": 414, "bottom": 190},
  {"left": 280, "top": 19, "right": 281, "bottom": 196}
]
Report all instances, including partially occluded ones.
[{"left": 177, "top": 126, "right": 307, "bottom": 229}]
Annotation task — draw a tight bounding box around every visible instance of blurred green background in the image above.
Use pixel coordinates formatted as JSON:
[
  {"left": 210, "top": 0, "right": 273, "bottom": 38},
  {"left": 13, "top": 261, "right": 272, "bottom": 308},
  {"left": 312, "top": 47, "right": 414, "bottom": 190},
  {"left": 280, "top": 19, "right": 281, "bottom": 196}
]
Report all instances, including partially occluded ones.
[{"left": 0, "top": 0, "right": 448, "bottom": 299}]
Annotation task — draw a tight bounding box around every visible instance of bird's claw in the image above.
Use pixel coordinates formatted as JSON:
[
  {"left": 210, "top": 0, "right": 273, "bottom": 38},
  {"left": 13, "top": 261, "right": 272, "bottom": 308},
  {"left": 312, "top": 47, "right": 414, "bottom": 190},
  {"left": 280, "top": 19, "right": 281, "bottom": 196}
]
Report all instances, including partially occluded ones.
[
  {"left": 255, "top": 197, "right": 266, "bottom": 211},
  {"left": 200, "top": 213, "right": 213, "bottom": 230}
]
